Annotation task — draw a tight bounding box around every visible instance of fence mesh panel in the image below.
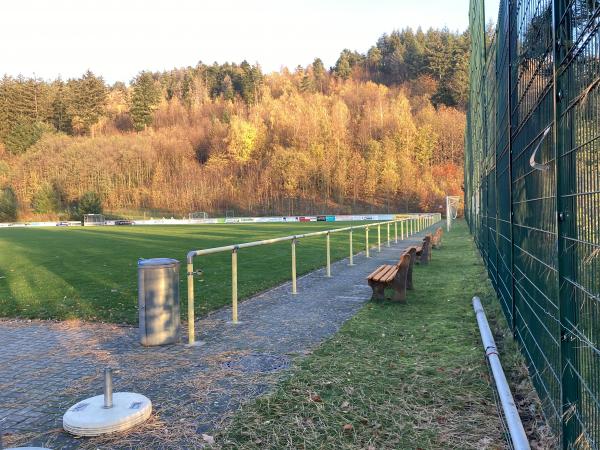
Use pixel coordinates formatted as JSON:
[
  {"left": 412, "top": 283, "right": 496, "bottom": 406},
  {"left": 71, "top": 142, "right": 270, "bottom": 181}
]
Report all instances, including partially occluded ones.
[{"left": 466, "top": 0, "right": 600, "bottom": 448}]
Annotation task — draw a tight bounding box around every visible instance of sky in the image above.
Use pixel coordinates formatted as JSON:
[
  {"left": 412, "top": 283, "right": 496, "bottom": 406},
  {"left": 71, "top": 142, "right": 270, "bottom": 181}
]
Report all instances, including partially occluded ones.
[{"left": 0, "top": 0, "right": 500, "bottom": 85}]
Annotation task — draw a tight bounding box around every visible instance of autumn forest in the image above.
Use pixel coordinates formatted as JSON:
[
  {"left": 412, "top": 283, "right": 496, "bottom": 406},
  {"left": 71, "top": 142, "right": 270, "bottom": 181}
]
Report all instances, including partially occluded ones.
[{"left": 0, "top": 28, "right": 468, "bottom": 220}]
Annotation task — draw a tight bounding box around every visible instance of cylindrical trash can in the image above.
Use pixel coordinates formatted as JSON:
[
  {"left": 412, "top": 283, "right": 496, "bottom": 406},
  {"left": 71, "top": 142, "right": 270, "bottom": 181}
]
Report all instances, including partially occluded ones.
[{"left": 137, "top": 258, "right": 181, "bottom": 346}]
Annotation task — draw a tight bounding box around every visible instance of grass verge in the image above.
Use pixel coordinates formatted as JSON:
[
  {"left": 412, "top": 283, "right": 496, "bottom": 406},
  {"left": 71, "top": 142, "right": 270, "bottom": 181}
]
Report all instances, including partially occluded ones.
[{"left": 216, "top": 221, "right": 552, "bottom": 449}]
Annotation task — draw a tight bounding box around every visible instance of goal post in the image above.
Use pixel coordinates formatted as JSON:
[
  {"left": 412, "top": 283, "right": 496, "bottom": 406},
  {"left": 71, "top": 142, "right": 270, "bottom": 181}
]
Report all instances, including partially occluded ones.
[
  {"left": 83, "top": 214, "right": 105, "bottom": 226},
  {"left": 188, "top": 212, "right": 208, "bottom": 221},
  {"left": 445, "top": 196, "right": 461, "bottom": 232}
]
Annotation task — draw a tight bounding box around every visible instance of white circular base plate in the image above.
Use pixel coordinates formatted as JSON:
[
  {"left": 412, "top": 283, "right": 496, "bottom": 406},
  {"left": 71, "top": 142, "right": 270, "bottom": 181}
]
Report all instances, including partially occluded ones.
[{"left": 63, "top": 392, "right": 152, "bottom": 436}]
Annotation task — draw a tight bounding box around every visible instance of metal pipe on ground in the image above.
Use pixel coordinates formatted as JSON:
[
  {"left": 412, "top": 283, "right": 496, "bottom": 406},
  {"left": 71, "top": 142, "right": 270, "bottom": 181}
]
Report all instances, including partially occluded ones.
[{"left": 472, "top": 297, "right": 530, "bottom": 450}]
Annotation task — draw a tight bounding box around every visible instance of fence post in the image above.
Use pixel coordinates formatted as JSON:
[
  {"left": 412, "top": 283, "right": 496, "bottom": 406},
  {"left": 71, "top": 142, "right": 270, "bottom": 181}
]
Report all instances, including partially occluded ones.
[
  {"left": 387, "top": 223, "right": 390, "bottom": 247},
  {"left": 394, "top": 221, "right": 398, "bottom": 243},
  {"left": 231, "top": 248, "right": 238, "bottom": 323},
  {"left": 553, "top": 1, "right": 581, "bottom": 445},
  {"left": 187, "top": 261, "right": 195, "bottom": 344},
  {"left": 365, "top": 227, "right": 370, "bottom": 258},
  {"left": 326, "top": 232, "right": 331, "bottom": 277},
  {"left": 349, "top": 228, "right": 354, "bottom": 266},
  {"left": 291, "top": 238, "right": 297, "bottom": 294},
  {"left": 377, "top": 224, "right": 381, "bottom": 251}
]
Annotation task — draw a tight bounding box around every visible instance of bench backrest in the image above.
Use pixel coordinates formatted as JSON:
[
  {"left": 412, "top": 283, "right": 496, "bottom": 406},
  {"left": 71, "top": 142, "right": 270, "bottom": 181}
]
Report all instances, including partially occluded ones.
[
  {"left": 405, "top": 247, "right": 416, "bottom": 289},
  {"left": 421, "top": 235, "right": 432, "bottom": 263},
  {"left": 398, "top": 252, "right": 411, "bottom": 270}
]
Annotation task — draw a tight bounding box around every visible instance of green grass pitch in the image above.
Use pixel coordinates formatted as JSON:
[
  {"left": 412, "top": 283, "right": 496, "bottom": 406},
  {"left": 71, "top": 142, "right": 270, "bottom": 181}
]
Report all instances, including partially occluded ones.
[{"left": 0, "top": 222, "right": 382, "bottom": 323}]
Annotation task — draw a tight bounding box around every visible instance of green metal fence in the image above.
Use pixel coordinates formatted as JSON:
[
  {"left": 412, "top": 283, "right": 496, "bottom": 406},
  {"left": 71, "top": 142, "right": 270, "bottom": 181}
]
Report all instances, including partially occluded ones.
[{"left": 466, "top": 0, "right": 600, "bottom": 448}]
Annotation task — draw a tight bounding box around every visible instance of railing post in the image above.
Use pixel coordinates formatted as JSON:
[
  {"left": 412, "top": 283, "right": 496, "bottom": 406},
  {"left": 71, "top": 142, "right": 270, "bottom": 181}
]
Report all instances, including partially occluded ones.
[
  {"left": 401, "top": 220, "right": 404, "bottom": 240},
  {"left": 377, "top": 224, "right": 381, "bottom": 251},
  {"left": 394, "top": 221, "right": 398, "bottom": 243},
  {"left": 326, "top": 232, "right": 331, "bottom": 277},
  {"left": 365, "top": 227, "right": 370, "bottom": 258},
  {"left": 349, "top": 228, "right": 354, "bottom": 266},
  {"left": 387, "top": 223, "right": 390, "bottom": 247},
  {"left": 187, "top": 260, "right": 195, "bottom": 344},
  {"left": 231, "top": 247, "right": 238, "bottom": 323},
  {"left": 291, "top": 238, "right": 297, "bottom": 294}
]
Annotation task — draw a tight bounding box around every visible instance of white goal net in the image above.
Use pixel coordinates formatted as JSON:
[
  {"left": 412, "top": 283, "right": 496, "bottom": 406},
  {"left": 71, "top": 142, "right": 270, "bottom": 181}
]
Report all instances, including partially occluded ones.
[
  {"left": 189, "top": 212, "right": 208, "bottom": 221},
  {"left": 83, "top": 214, "right": 105, "bottom": 226},
  {"left": 446, "top": 196, "right": 461, "bottom": 232}
]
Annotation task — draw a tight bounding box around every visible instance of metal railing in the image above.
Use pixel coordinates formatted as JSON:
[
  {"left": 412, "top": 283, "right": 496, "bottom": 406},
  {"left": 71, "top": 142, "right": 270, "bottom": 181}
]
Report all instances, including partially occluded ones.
[{"left": 185, "top": 213, "right": 441, "bottom": 344}]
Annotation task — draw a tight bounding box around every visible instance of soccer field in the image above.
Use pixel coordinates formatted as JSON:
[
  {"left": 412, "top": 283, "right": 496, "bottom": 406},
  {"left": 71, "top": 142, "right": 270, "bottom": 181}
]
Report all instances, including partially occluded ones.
[{"left": 0, "top": 222, "right": 379, "bottom": 323}]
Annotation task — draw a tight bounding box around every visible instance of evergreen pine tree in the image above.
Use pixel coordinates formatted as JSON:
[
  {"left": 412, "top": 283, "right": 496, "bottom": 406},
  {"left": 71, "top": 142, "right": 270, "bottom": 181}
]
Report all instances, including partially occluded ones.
[
  {"left": 300, "top": 73, "right": 313, "bottom": 93},
  {"left": 67, "top": 71, "right": 107, "bottom": 135},
  {"left": 51, "top": 81, "right": 72, "bottom": 133},
  {"left": 130, "top": 72, "right": 161, "bottom": 131},
  {"left": 312, "top": 58, "right": 326, "bottom": 92}
]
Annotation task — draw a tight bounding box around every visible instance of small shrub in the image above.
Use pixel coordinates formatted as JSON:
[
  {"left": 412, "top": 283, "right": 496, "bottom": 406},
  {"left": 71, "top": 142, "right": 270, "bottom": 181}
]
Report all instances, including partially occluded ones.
[
  {"left": 77, "top": 191, "right": 103, "bottom": 217},
  {"left": 31, "top": 183, "right": 62, "bottom": 214},
  {"left": 0, "top": 187, "right": 18, "bottom": 221}
]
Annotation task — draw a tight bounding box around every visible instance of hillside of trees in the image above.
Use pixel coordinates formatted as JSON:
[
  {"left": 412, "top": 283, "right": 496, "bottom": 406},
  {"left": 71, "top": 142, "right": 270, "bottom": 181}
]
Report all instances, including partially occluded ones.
[{"left": 0, "top": 28, "right": 468, "bottom": 220}]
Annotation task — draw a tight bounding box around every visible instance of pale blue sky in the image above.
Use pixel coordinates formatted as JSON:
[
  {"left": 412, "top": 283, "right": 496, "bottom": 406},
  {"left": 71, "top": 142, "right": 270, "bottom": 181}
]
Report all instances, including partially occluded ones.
[{"left": 0, "top": 0, "right": 500, "bottom": 84}]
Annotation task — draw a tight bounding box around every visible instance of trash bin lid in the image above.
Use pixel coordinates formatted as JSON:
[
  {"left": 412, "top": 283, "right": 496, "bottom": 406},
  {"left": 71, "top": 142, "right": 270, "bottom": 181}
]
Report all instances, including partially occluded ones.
[{"left": 138, "top": 258, "right": 180, "bottom": 268}]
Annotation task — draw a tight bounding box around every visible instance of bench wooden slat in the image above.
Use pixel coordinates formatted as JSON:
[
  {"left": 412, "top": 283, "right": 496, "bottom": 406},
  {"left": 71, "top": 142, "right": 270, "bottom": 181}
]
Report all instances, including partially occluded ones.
[
  {"left": 367, "top": 264, "right": 389, "bottom": 281},
  {"left": 372, "top": 265, "right": 397, "bottom": 283},
  {"left": 380, "top": 265, "right": 399, "bottom": 283}
]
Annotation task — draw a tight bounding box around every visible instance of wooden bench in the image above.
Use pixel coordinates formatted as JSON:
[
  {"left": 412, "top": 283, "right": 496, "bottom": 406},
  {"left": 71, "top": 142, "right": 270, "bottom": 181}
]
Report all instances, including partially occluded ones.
[
  {"left": 432, "top": 227, "right": 443, "bottom": 249},
  {"left": 415, "top": 234, "right": 432, "bottom": 264},
  {"left": 366, "top": 252, "right": 411, "bottom": 302}
]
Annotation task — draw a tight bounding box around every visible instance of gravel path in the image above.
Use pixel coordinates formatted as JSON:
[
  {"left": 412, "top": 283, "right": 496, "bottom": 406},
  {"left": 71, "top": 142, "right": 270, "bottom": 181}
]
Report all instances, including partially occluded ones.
[{"left": 0, "top": 226, "right": 436, "bottom": 449}]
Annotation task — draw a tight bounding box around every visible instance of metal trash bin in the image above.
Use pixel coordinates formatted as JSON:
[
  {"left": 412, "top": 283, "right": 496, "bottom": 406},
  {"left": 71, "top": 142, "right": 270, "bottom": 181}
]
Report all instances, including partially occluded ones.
[{"left": 137, "top": 258, "right": 181, "bottom": 346}]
